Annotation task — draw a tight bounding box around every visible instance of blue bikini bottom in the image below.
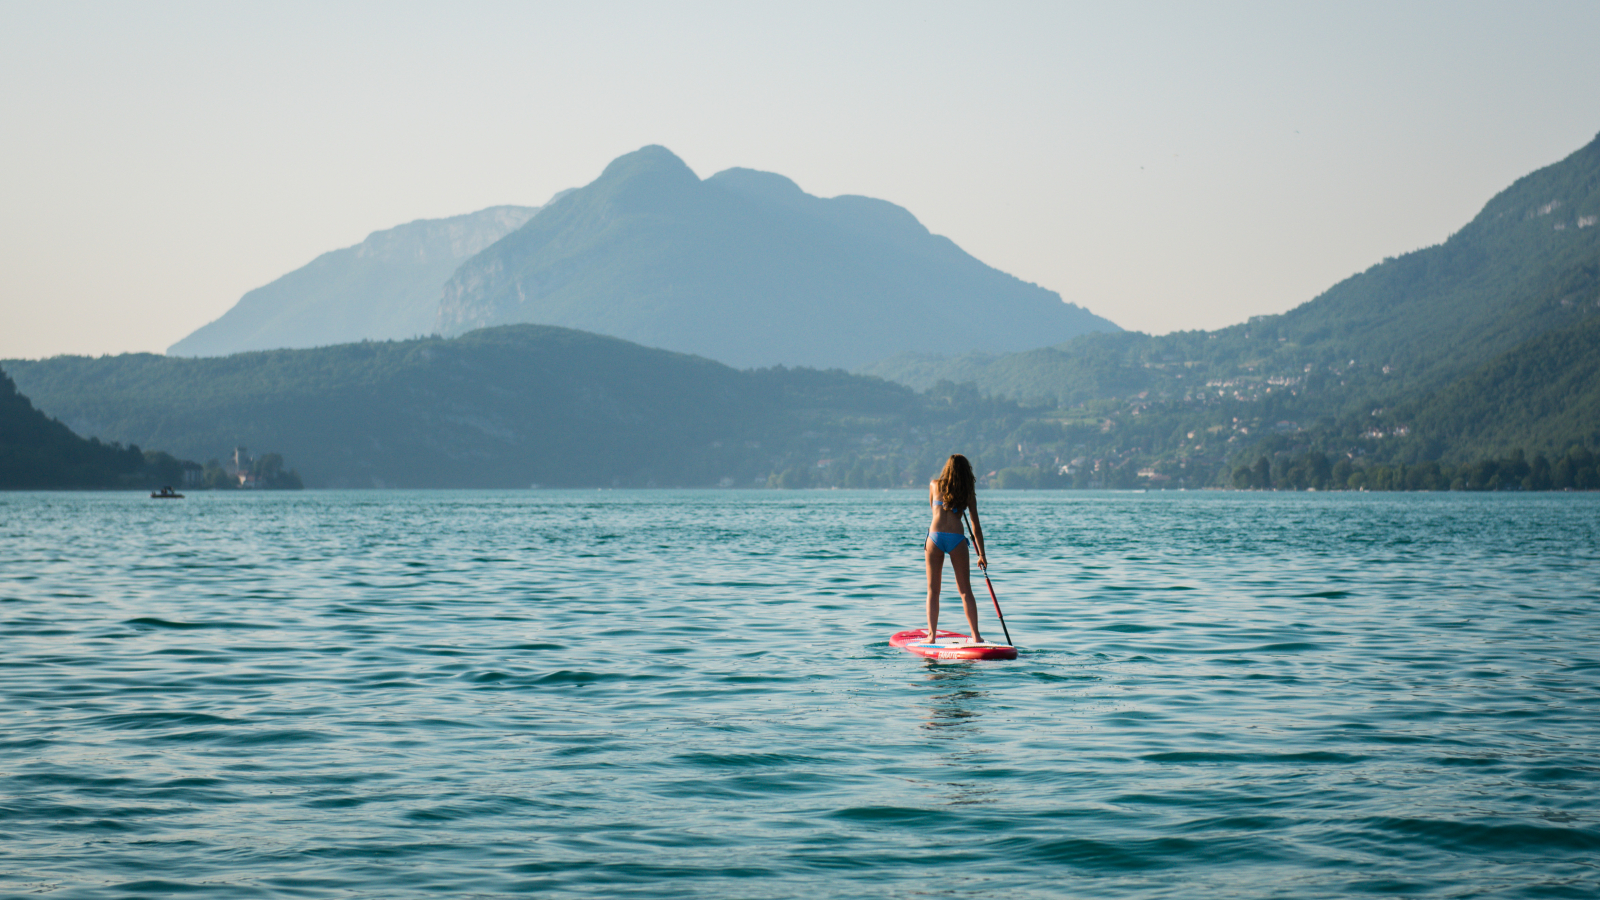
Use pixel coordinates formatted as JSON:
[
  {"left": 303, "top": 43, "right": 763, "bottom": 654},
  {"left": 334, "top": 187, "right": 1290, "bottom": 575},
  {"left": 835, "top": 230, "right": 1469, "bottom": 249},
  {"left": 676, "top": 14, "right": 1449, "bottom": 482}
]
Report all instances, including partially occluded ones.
[{"left": 927, "top": 531, "right": 967, "bottom": 553}]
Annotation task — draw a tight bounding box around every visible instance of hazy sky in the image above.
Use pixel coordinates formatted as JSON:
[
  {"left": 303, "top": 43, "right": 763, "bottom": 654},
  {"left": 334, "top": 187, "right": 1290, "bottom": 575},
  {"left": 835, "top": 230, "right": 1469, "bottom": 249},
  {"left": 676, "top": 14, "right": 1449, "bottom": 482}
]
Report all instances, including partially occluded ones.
[{"left": 2, "top": 0, "right": 1597, "bottom": 360}]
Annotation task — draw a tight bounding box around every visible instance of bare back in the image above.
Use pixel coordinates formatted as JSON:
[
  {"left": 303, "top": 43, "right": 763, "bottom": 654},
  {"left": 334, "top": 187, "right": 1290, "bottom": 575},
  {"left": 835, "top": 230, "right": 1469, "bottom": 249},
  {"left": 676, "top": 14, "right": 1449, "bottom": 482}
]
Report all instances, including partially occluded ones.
[{"left": 928, "top": 481, "right": 967, "bottom": 534}]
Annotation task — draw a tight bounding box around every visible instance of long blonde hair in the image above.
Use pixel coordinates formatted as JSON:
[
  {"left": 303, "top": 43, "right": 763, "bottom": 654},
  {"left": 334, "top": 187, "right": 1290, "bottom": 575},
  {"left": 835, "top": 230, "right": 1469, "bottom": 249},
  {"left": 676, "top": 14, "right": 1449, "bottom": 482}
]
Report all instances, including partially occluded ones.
[{"left": 934, "top": 454, "right": 975, "bottom": 512}]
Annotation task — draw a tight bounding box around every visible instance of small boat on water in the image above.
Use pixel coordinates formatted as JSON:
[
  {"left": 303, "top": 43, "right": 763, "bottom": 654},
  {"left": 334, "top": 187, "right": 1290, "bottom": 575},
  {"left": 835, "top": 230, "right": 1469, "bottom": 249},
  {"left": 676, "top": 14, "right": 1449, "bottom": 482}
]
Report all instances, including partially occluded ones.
[{"left": 150, "top": 486, "right": 184, "bottom": 499}]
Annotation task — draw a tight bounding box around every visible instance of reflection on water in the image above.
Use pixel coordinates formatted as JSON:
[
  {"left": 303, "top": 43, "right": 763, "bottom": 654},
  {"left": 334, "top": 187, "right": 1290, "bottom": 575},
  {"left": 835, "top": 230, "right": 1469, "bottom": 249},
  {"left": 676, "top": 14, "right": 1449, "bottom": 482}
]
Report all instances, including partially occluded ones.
[
  {"left": 920, "top": 665, "right": 988, "bottom": 731},
  {"left": 919, "top": 664, "right": 1003, "bottom": 807}
]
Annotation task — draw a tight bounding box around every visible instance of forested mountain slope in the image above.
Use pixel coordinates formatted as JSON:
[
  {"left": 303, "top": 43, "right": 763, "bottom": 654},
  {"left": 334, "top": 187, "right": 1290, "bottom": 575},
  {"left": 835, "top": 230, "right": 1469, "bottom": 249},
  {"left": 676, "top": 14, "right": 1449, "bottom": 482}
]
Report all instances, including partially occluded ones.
[
  {"left": 853, "top": 133, "right": 1600, "bottom": 483},
  {"left": 0, "top": 367, "right": 158, "bottom": 488},
  {"left": 434, "top": 146, "right": 1118, "bottom": 370},
  {"left": 8, "top": 326, "right": 1027, "bottom": 489},
  {"left": 1400, "top": 311, "right": 1600, "bottom": 460},
  {"left": 21, "top": 136, "right": 1597, "bottom": 491},
  {"left": 865, "top": 131, "right": 1600, "bottom": 415},
  {"left": 169, "top": 205, "right": 539, "bottom": 356},
  {"left": 1269, "top": 132, "right": 1600, "bottom": 387}
]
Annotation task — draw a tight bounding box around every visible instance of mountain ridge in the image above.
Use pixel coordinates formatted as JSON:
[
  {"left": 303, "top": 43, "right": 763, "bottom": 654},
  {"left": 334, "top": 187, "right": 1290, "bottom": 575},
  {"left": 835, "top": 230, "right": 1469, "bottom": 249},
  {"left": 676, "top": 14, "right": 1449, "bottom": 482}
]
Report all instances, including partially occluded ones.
[
  {"left": 433, "top": 145, "right": 1118, "bottom": 369},
  {"left": 864, "top": 131, "right": 1600, "bottom": 412},
  {"left": 20, "top": 135, "right": 1598, "bottom": 491},
  {"left": 168, "top": 204, "right": 540, "bottom": 357}
]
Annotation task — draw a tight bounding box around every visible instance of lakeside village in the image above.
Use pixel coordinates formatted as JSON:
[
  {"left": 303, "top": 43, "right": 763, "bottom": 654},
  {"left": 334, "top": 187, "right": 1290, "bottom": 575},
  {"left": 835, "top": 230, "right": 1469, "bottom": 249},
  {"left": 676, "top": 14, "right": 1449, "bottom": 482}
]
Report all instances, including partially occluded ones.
[{"left": 166, "top": 447, "right": 303, "bottom": 491}]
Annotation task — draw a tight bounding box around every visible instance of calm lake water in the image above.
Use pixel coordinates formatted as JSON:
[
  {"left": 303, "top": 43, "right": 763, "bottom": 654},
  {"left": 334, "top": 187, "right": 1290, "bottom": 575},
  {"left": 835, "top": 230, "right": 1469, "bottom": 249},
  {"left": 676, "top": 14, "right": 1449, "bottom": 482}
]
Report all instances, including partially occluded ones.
[{"left": 4, "top": 489, "right": 1599, "bottom": 898}]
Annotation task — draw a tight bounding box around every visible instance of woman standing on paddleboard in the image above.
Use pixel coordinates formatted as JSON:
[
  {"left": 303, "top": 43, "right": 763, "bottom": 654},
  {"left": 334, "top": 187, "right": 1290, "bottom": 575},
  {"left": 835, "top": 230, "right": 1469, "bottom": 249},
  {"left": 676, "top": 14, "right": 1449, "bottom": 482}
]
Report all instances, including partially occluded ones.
[{"left": 926, "top": 454, "right": 987, "bottom": 643}]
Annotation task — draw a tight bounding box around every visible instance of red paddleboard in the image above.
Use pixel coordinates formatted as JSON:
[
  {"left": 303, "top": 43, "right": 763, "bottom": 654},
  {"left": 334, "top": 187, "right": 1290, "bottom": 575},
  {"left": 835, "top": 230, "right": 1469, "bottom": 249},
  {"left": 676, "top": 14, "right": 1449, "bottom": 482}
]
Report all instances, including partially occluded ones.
[{"left": 890, "top": 629, "right": 1017, "bottom": 661}]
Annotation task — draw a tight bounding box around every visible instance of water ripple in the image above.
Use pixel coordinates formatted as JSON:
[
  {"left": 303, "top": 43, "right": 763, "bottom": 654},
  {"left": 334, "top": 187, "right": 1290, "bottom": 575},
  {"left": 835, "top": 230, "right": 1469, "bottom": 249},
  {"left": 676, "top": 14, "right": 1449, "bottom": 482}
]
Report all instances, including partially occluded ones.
[{"left": 2, "top": 489, "right": 1598, "bottom": 898}]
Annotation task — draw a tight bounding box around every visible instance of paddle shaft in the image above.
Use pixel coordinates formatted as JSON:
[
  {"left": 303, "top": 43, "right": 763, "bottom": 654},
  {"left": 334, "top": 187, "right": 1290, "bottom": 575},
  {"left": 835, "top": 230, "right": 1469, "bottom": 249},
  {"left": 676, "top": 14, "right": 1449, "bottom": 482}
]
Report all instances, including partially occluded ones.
[{"left": 963, "top": 511, "right": 1014, "bottom": 646}]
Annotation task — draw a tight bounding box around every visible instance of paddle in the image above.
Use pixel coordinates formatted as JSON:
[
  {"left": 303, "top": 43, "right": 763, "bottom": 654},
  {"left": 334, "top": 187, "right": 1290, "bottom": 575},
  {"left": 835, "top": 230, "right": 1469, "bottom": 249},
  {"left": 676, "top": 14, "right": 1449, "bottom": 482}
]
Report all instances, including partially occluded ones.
[{"left": 963, "top": 511, "right": 1014, "bottom": 647}]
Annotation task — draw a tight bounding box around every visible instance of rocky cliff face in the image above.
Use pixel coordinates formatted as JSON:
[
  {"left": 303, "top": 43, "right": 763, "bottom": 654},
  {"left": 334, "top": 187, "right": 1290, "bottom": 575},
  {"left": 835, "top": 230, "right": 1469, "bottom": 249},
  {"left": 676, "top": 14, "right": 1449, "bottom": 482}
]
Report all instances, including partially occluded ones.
[
  {"left": 434, "top": 146, "right": 1119, "bottom": 370},
  {"left": 168, "top": 205, "right": 539, "bottom": 357},
  {"left": 352, "top": 205, "right": 538, "bottom": 265}
]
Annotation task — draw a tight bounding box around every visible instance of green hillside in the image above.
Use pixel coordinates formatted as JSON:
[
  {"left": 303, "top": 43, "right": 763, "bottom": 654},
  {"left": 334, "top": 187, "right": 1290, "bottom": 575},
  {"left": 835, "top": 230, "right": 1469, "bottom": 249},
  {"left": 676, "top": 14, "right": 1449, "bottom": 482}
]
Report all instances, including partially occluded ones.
[
  {"left": 434, "top": 146, "right": 1118, "bottom": 370},
  {"left": 1401, "top": 312, "right": 1600, "bottom": 460},
  {"left": 0, "top": 367, "right": 175, "bottom": 488},
  {"left": 6, "top": 326, "right": 1040, "bottom": 489},
  {"left": 16, "top": 135, "right": 1599, "bottom": 492},
  {"left": 869, "top": 132, "right": 1600, "bottom": 406},
  {"left": 1274, "top": 136, "right": 1600, "bottom": 387},
  {"left": 858, "top": 132, "right": 1600, "bottom": 483},
  {"left": 11, "top": 311, "right": 1594, "bottom": 492}
]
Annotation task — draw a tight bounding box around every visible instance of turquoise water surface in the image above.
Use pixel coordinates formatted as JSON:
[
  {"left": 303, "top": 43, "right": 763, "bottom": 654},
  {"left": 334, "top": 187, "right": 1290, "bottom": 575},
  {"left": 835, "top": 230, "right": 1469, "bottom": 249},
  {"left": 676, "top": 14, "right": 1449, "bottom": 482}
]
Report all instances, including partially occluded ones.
[{"left": 4, "top": 490, "right": 1599, "bottom": 898}]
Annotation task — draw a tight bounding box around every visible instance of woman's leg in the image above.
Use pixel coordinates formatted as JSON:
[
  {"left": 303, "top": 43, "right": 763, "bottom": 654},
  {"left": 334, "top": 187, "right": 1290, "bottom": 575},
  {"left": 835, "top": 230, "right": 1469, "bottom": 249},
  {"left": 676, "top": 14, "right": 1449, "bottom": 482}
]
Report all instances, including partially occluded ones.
[
  {"left": 925, "top": 539, "right": 944, "bottom": 640},
  {"left": 950, "top": 542, "right": 983, "bottom": 643}
]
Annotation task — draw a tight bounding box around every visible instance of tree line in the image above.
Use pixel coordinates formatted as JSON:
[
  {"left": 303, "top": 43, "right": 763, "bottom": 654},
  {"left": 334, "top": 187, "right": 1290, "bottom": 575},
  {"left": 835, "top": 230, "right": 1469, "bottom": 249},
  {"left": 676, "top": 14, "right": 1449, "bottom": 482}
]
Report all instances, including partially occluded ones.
[{"left": 1230, "top": 446, "right": 1599, "bottom": 492}]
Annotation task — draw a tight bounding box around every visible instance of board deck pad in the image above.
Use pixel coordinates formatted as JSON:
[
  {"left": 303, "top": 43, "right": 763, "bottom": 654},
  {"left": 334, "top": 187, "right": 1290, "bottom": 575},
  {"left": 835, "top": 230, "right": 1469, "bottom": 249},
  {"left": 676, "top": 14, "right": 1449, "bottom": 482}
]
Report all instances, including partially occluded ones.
[{"left": 890, "top": 629, "right": 1017, "bottom": 660}]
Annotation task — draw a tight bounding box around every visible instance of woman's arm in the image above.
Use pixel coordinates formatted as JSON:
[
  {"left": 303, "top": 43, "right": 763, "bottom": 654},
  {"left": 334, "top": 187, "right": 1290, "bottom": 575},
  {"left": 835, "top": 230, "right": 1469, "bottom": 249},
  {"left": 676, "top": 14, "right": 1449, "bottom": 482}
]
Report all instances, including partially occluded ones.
[{"left": 968, "top": 495, "right": 988, "bottom": 569}]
